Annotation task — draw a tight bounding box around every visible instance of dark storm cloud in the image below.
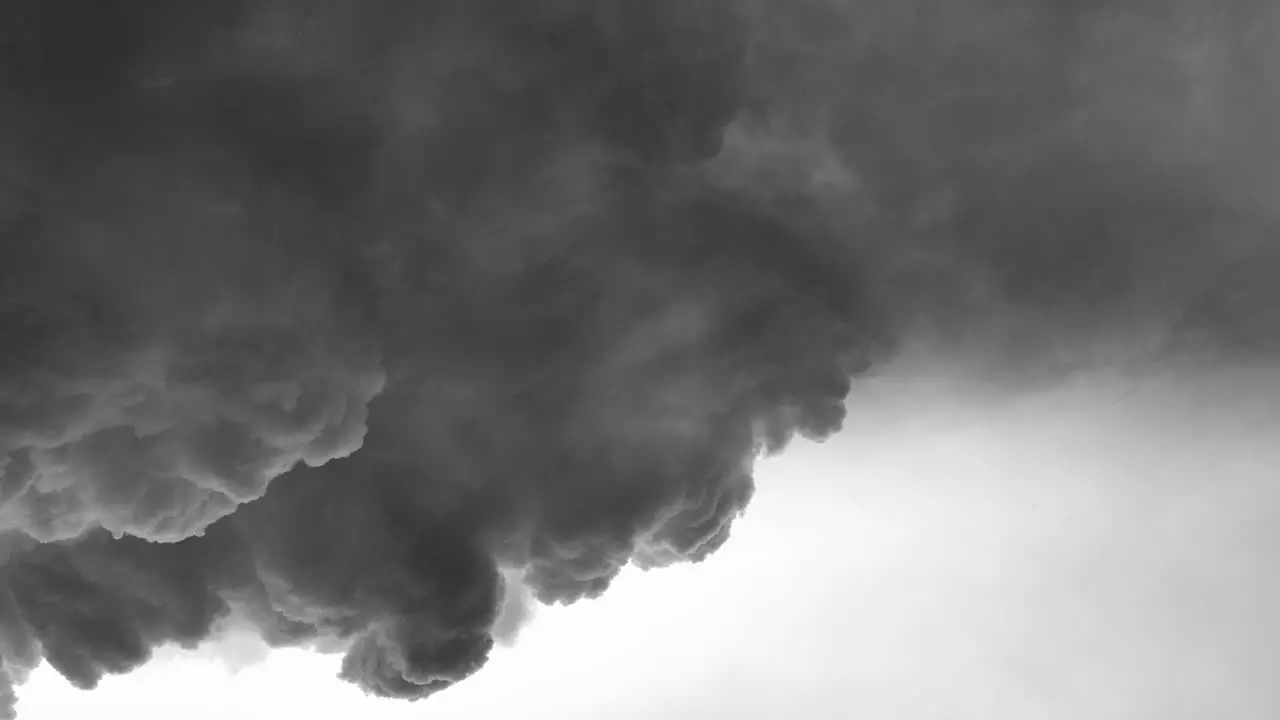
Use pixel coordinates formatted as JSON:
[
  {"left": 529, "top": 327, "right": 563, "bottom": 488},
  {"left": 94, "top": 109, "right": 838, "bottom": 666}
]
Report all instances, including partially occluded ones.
[{"left": 1, "top": 0, "right": 1277, "bottom": 715}]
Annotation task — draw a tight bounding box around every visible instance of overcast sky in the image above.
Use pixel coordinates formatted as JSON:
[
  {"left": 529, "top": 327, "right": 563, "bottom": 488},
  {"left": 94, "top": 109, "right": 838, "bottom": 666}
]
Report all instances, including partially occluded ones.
[
  {"left": 7, "top": 3, "right": 1280, "bottom": 719},
  {"left": 16, "top": 359, "right": 1279, "bottom": 720}
]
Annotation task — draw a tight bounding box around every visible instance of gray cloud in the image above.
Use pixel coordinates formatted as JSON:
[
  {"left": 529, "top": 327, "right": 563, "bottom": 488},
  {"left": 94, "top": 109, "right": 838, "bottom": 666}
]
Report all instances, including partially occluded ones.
[{"left": 1, "top": 0, "right": 1277, "bottom": 715}]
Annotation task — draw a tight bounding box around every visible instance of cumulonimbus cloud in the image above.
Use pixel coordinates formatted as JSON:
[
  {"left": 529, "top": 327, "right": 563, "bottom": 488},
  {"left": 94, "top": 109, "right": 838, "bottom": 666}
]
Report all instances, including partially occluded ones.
[{"left": 1, "top": 1, "right": 1277, "bottom": 715}]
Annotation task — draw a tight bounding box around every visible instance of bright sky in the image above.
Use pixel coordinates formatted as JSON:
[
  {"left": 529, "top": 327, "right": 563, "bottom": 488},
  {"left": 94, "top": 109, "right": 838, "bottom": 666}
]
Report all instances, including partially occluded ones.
[{"left": 15, "top": 365, "right": 1280, "bottom": 719}]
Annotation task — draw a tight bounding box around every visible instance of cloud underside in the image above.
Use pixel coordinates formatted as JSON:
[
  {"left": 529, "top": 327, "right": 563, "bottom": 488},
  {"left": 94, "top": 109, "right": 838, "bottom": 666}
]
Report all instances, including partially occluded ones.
[{"left": 0, "top": 0, "right": 1277, "bottom": 711}]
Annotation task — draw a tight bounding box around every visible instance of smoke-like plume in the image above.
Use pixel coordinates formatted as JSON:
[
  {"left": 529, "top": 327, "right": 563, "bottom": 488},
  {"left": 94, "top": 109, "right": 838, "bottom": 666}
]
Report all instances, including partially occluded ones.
[{"left": 1, "top": 0, "right": 1277, "bottom": 715}]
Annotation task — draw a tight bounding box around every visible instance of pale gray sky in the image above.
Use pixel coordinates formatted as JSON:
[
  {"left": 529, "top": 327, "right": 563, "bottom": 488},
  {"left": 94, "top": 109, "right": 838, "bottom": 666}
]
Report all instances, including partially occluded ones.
[{"left": 16, "top": 363, "right": 1280, "bottom": 719}]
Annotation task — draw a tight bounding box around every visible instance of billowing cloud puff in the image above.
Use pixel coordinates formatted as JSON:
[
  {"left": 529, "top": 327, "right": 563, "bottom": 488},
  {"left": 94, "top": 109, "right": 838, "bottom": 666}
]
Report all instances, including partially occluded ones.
[{"left": 1, "top": 1, "right": 1278, "bottom": 716}]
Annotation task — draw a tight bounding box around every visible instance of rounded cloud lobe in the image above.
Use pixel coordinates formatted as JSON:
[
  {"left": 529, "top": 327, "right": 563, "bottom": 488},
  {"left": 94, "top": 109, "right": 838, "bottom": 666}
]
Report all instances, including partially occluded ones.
[{"left": 1, "top": 0, "right": 1278, "bottom": 714}]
